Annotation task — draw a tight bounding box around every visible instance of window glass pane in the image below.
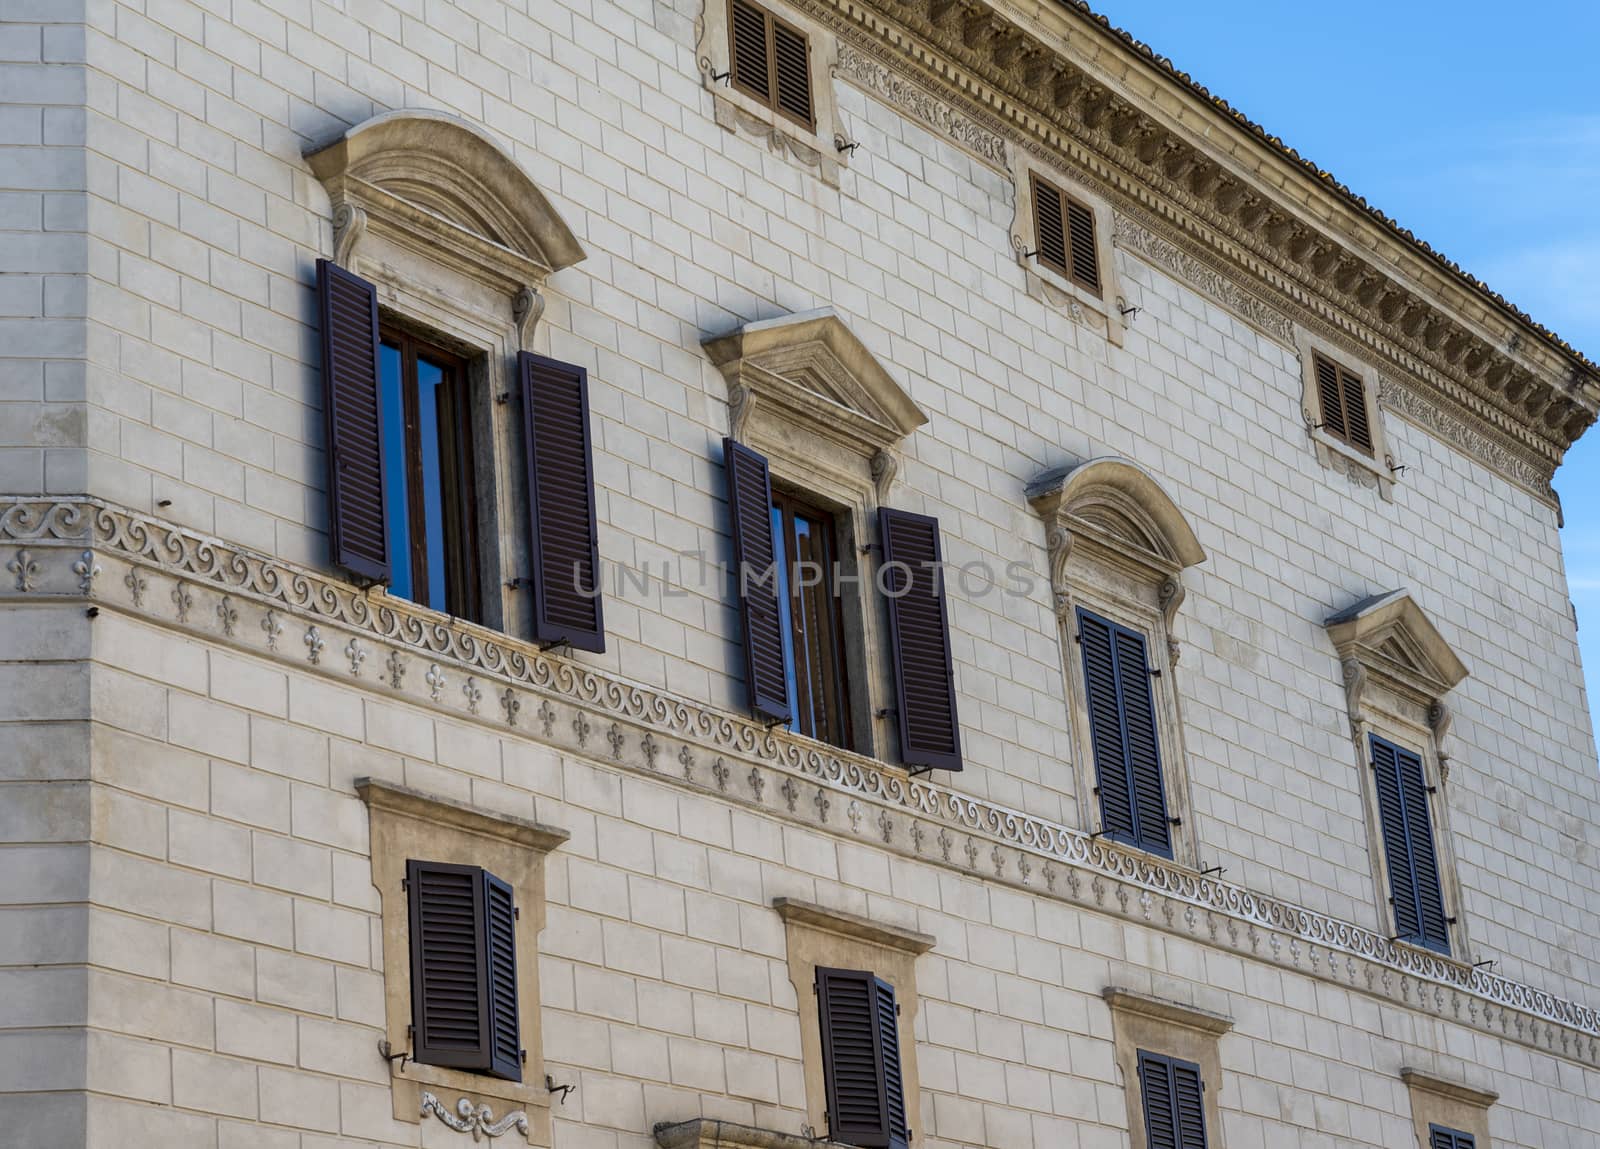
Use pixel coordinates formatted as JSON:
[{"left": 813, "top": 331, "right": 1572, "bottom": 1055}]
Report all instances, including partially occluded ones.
[
  {"left": 378, "top": 340, "right": 412, "bottom": 603},
  {"left": 771, "top": 504, "right": 799, "bottom": 727},
  {"left": 415, "top": 355, "right": 450, "bottom": 613}
]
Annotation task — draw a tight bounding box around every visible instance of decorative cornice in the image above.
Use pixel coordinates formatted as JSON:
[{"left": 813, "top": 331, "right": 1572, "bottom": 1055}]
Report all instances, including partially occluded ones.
[
  {"left": 1400, "top": 1067, "right": 1499, "bottom": 1110},
  {"left": 7, "top": 496, "right": 1600, "bottom": 1069},
  {"left": 793, "top": 0, "right": 1596, "bottom": 498},
  {"left": 1102, "top": 987, "right": 1234, "bottom": 1037},
  {"left": 773, "top": 897, "right": 938, "bottom": 953},
  {"left": 356, "top": 779, "right": 569, "bottom": 853}
]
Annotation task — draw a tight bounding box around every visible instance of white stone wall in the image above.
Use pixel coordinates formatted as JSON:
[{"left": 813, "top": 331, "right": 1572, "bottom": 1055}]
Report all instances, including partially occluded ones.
[
  {"left": 2, "top": 604, "right": 1597, "bottom": 1148},
  {"left": 2, "top": 0, "right": 1599, "bottom": 1143}
]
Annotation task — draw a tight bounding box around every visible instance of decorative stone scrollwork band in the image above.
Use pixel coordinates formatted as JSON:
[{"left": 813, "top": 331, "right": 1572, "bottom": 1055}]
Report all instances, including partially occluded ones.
[{"left": 420, "top": 1092, "right": 529, "bottom": 1141}]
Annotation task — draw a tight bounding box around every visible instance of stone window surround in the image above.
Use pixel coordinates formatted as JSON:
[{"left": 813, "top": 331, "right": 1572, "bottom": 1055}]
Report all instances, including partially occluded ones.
[
  {"left": 773, "top": 897, "right": 936, "bottom": 1143},
  {"left": 1028, "top": 457, "right": 1208, "bottom": 869},
  {"left": 1010, "top": 150, "right": 1127, "bottom": 346},
  {"left": 1103, "top": 987, "right": 1233, "bottom": 1149},
  {"left": 1295, "top": 325, "right": 1399, "bottom": 500},
  {"left": 358, "top": 779, "right": 568, "bottom": 1144},
  {"left": 304, "top": 108, "right": 585, "bottom": 643},
  {"left": 698, "top": 0, "right": 851, "bottom": 187},
  {"left": 1327, "top": 590, "right": 1471, "bottom": 961},
  {"left": 1401, "top": 1068, "right": 1497, "bottom": 1149},
  {"left": 703, "top": 308, "right": 929, "bottom": 763}
]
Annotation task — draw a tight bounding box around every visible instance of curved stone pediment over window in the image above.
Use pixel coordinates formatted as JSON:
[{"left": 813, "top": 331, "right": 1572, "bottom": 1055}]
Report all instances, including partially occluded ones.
[
  {"left": 1026, "top": 456, "right": 1207, "bottom": 622},
  {"left": 305, "top": 109, "right": 585, "bottom": 299},
  {"left": 1327, "top": 589, "right": 1469, "bottom": 756},
  {"left": 702, "top": 307, "right": 927, "bottom": 500}
]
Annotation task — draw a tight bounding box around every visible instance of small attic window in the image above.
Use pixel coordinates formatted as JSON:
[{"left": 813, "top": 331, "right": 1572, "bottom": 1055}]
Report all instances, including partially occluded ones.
[
  {"left": 1313, "top": 352, "right": 1374, "bottom": 455},
  {"left": 1031, "top": 171, "right": 1101, "bottom": 296},
  {"left": 728, "top": 0, "right": 815, "bottom": 130}
]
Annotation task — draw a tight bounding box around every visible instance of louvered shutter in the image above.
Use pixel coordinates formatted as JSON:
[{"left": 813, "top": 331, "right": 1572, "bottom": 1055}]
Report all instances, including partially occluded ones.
[
  {"left": 316, "top": 259, "right": 388, "bottom": 584},
  {"left": 817, "top": 967, "right": 906, "bottom": 1149},
  {"left": 1341, "top": 365, "right": 1373, "bottom": 452},
  {"left": 1139, "top": 1051, "right": 1208, "bottom": 1149},
  {"left": 482, "top": 871, "right": 522, "bottom": 1081},
  {"left": 1066, "top": 198, "right": 1100, "bottom": 294},
  {"left": 1429, "top": 1127, "right": 1474, "bottom": 1149},
  {"left": 1032, "top": 174, "right": 1070, "bottom": 281},
  {"left": 1139, "top": 1051, "right": 1179, "bottom": 1149},
  {"left": 519, "top": 351, "right": 605, "bottom": 652},
  {"left": 408, "top": 860, "right": 488, "bottom": 1071},
  {"left": 1079, "top": 611, "right": 1138, "bottom": 845},
  {"left": 771, "top": 17, "right": 814, "bottom": 128},
  {"left": 878, "top": 508, "right": 962, "bottom": 773},
  {"left": 729, "top": 0, "right": 771, "bottom": 104},
  {"left": 1371, "top": 735, "right": 1451, "bottom": 954},
  {"left": 1116, "top": 626, "right": 1172, "bottom": 857},
  {"left": 723, "top": 439, "right": 791, "bottom": 723},
  {"left": 1314, "top": 354, "right": 1347, "bottom": 441}
]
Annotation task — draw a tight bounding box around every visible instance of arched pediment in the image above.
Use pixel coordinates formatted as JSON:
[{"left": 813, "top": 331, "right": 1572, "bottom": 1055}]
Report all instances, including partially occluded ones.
[
  {"left": 306, "top": 109, "right": 584, "bottom": 291},
  {"left": 1028, "top": 456, "right": 1206, "bottom": 575}
]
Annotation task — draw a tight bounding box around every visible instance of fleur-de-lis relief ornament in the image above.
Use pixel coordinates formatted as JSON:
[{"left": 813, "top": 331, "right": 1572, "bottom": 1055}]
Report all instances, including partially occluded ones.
[
  {"left": 463, "top": 677, "right": 483, "bottom": 715},
  {"left": 606, "top": 723, "right": 624, "bottom": 759},
  {"left": 7, "top": 549, "right": 39, "bottom": 592},
  {"left": 641, "top": 732, "right": 658, "bottom": 770},
  {"left": 878, "top": 810, "right": 894, "bottom": 844},
  {"left": 124, "top": 567, "right": 147, "bottom": 606},
  {"left": 679, "top": 745, "right": 695, "bottom": 780},
  {"left": 502, "top": 688, "right": 521, "bottom": 727},
  {"left": 781, "top": 777, "right": 798, "bottom": 811},
  {"left": 262, "top": 609, "right": 283, "bottom": 651},
  {"left": 216, "top": 595, "right": 238, "bottom": 636},
  {"left": 813, "top": 788, "right": 830, "bottom": 822},
  {"left": 74, "top": 550, "right": 101, "bottom": 595},
  {"left": 386, "top": 649, "right": 406, "bottom": 689},
  {"left": 573, "top": 713, "right": 591, "bottom": 747},
  {"left": 712, "top": 756, "right": 730, "bottom": 791},
  {"left": 346, "top": 637, "right": 366, "bottom": 677},
  {"left": 304, "top": 625, "right": 324, "bottom": 665},
  {"left": 748, "top": 767, "right": 765, "bottom": 802},
  {"left": 426, "top": 663, "right": 445, "bottom": 702},
  {"left": 846, "top": 800, "right": 862, "bottom": 833},
  {"left": 538, "top": 699, "right": 556, "bottom": 737},
  {"left": 172, "top": 579, "right": 193, "bottom": 621}
]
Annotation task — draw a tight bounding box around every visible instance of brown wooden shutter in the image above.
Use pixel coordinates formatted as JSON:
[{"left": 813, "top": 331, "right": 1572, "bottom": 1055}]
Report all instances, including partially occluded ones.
[
  {"left": 729, "top": 0, "right": 771, "bottom": 104},
  {"left": 1341, "top": 365, "right": 1373, "bottom": 453},
  {"left": 1314, "top": 354, "right": 1347, "bottom": 440},
  {"left": 1031, "top": 173, "right": 1070, "bottom": 281},
  {"left": 878, "top": 507, "right": 962, "bottom": 773},
  {"left": 723, "top": 439, "right": 792, "bottom": 723},
  {"left": 316, "top": 259, "right": 389, "bottom": 584},
  {"left": 482, "top": 871, "right": 522, "bottom": 1081},
  {"left": 816, "top": 967, "right": 907, "bottom": 1149},
  {"left": 519, "top": 351, "right": 605, "bottom": 652},
  {"left": 771, "top": 17, "right": 814, "bottom": 128},
  {"left": 408, "top": 859, "right": 487, "bottom": 1071},
  {"left": 1066, "top": 198, "right": 1101, "bottom": 294}
]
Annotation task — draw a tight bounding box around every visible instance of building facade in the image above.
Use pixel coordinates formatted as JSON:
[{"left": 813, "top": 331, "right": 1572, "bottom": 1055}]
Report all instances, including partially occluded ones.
[{"left": 3, "top": 0, "right": 1600, "bottom": 1145}]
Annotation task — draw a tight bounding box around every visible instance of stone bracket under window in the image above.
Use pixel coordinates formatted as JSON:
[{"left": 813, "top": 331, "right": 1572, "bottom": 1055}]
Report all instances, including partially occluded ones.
[
  {"left": 654, "top": 1119, "right": 851, "bottom": 1148},
  {"left": 1104, "top": 987, "right": 1233, "bottom": 1149},
  {"left": 1402, "top": 1067, "right": 1497, "bottom": 1148},
  {"left": 773, "top": 898, "right": 935, "bottom": 1144},
  {"left": 358, "top": 779, "right": 568, "bottom": 1145}
]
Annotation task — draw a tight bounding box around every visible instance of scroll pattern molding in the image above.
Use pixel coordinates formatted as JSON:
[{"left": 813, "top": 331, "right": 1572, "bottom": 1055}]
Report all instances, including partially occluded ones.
[{"left": 3, "top": 496, "right": 1598, "bottom": 1067}]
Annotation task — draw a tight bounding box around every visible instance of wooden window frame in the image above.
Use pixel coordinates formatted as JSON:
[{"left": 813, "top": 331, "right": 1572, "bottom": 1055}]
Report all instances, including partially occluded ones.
[
  {"left": 378, "top": 325, "right": 482, "bottom": 621},
  {"left": 771, "top": 486, "right": 855, "bottom": 751},
  {"left": 1029, "top": 171, "right": 1102, "bottom": 297},
  {"left": 727, "top": 0, "right": 816, "bottom": 131}
]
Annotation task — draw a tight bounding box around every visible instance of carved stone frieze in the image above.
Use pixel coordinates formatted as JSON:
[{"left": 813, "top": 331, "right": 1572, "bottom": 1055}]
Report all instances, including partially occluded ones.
[
  {"left": 420, "top": 1093, "right": 529, "bottom": 1141},
  {"left": 834, "top": 42, "right": 1009, "bottom": 170},
  {"left": 783, "top": 0, "right": 1596, "bottom": 499},
  {"left": 6, "top": 495, "right": 1600, "bottom": 1066}
]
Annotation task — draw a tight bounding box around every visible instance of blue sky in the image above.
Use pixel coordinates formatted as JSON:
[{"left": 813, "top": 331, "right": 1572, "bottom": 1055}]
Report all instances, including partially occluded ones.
[{"left": 1086, "top": 0, "right": 1600, "bottom": 728}]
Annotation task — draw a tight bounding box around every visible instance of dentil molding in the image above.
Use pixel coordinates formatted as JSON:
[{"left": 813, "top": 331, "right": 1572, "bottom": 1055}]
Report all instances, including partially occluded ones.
[{"left": 4, "top": 496, "right": 1600, "bottom": 1069}]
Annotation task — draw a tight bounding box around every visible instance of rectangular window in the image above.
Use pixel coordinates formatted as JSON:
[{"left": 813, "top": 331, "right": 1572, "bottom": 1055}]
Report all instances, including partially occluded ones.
[
  {"left": 406, "top": 859, "right": 521, "bottom": 1081},
  {"left": 1370, "top": 734, "right": 1451, "bottom": 953},
  {"left": 771, "top": 489, "right": 853, "bottom": 750},
  {"left": 1137, "top": 1050, "right": 1208, "bottom": 1149},
  {"left": 815, "top": 967, "right": 909, "bottom": 1149},
  {"left": 728, "top": 0, "right": 815, "bottom": 129},
  {"left": 378, "top": 329, "right": 479, "bottom": 619},
  {"left": 1313, "top": 352, "right": 1374, "bottom": 454},
  {"left": 1429, "top": 1126, "right": 1476, "bottom": 1149},
  {"left": 1031, "top": 172, "right": 1101, "bottom": 295},
  {"left": 1078, "top": 608, "right": 1172, "bottom": 857}
]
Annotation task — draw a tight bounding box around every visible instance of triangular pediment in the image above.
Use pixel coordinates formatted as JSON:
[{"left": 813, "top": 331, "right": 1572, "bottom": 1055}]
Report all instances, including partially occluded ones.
[
  {"left": 1326, "top": 589, "right": 1468, "bottom": 700},
  {"left": 702, "top": 308, "right": 928, "bottom": 453}
]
